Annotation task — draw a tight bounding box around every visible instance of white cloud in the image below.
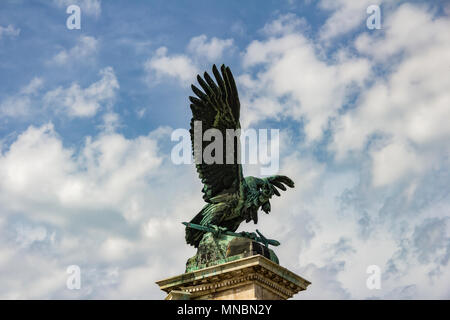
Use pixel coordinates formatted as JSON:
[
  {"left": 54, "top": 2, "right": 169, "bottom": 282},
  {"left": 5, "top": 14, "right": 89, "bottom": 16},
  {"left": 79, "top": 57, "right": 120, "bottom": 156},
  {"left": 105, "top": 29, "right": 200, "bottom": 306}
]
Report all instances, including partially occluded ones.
[
  {"left": 237, "top": 7, "right": 450, "bottom": 300},
  {"left": 20, "top": 78, "right": 44, "bottom": 95},
  {"left": 0, "top": 247, "right": 67, "bottom": 299},
  {"left": 99, "top": 112, "right": 121, "bottom": 133},
  {"left": 318, "top": 0, "right": 383, "bottom": 41},
  {"left": 0, "top": 121, "right": 201, "bottom": 298},
  {"left": 144, "top": 34, "right": 235, "bottom": 86},
  {"left": 371, "top": 141, "right": 424, "bottom": 187},
  {"left": 413, "top": 217, "right": 449, "bottom": 265},
  {"left": 187, "top": 34, "right": 234, "bottom": 61},
  {"left": 0, "top": 25, "right": 20, "bottom": 39},
  {"left": 300, "top": 261, "right": 351, "bottom": 299},
  {"left": 241, "top": 15, "right": 370, "bottom": 141},
  {"left": 261, "top": 13, "right": 308, "bottom": 36},
  {"left": 1, "top": 3, "right": 449, "bottom": 300},
  {"left": 331, "top": 4, "right": 450, "bottom": 186},
  {"left": 355, "top": 3, "right": 449, "bottom": 61},
  {"left": 44, "top": 67, "right": 119, "bottom": 117},
  {"left": 0, "top": 78, "right": 44, "bottom": 118},
  {"left": 100, "top": 237, "right": 133, "bottom": 261},
  {"left": 15, "top": 224, "right": 51, "bottom": 248},
  {"left": 50, "top": 36, "right": 98, "bottom": 66},
  {"left": 0, "top": 96, "right": 33, "bottom": 118},
  {"left": 144, "top": 47, "right": 199, "bottom": 85},
  {"left": 0, "top": 122, "right": 174, "bottom": 226}
]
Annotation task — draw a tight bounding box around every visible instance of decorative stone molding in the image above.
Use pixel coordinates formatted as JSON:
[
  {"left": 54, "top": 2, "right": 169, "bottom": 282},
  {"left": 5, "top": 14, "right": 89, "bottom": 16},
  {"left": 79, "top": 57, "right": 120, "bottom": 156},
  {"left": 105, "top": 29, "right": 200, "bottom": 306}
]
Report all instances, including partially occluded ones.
[{"left": 156, "top": 255, "right": 311, "bottom": 300}]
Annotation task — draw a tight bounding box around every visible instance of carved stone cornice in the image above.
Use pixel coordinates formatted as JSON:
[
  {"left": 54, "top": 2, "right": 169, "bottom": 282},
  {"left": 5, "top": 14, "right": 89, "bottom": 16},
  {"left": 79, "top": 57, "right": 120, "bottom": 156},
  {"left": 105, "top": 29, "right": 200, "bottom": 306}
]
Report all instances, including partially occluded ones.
[{"left": 156, "top": 255, "right": 311, "bottom": 300}]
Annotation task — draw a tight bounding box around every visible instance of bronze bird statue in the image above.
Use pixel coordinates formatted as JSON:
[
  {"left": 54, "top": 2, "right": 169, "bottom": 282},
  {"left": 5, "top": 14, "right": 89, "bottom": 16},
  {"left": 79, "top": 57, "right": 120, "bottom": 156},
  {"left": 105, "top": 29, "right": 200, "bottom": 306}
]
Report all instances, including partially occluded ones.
[{"left": 185, "top": 64, "right": 294, "bottom": 248}]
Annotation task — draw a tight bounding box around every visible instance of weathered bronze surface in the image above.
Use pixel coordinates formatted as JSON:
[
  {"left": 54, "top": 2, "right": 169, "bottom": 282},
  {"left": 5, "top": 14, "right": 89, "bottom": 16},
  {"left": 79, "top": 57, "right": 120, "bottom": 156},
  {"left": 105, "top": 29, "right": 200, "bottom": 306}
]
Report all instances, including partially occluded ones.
[
  {"left": 185, "top": 232, "right": 279, "bottom": 272},
  {"left": 184, "top": 64, "right": 294, "bottom": 270}
]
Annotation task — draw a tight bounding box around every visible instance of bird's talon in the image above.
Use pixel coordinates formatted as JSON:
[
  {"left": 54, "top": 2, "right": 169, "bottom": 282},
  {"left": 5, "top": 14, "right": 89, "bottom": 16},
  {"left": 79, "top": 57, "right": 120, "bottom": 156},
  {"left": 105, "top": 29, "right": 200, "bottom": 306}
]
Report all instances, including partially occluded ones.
[{"left": 208, "top": 224, "right": 226, "bottom": 237}]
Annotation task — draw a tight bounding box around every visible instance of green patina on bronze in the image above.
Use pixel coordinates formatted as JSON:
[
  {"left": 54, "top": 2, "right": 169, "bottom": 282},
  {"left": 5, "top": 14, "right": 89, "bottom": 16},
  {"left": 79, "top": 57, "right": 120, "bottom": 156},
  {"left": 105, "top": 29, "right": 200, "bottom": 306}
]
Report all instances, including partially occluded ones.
[
  {"left": 184, "top": 64, "right": 294, "bottom": 271},
  {"left": 185, "top": 232, "right": 279, "bottom": 273}
]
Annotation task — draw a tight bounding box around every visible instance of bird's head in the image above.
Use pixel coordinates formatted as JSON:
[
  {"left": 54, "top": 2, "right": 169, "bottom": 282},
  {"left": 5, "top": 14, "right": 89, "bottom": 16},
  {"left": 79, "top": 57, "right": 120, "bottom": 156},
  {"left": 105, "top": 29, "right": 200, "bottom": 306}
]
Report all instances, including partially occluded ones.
[
  {"left": 244, "top": 176, "right": 273, "bottom": 212},
  {"left": 258, "top": 179, "right": 273, "bottom": 214},
  {"left": 244, "top": 175, "right": 294, "bottom": 215},
  {"left": 258, "top": 180, "right": 272, "bottom": 201}
]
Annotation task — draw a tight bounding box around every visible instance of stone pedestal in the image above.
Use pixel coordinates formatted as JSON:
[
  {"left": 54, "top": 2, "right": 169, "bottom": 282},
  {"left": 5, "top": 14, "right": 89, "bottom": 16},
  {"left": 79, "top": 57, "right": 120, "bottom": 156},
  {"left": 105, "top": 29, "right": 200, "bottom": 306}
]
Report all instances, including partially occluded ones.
[{"left": 156, "top": 255, "right": 311, "bottom": 300}]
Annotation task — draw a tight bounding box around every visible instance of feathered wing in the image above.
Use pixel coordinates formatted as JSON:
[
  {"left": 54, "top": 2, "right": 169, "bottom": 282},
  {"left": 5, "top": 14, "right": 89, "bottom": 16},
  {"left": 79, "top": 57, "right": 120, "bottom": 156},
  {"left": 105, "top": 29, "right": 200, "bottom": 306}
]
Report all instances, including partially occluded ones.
[
  {"left": 186, "top": 64, "right": 243, "bottom": 247},
  {"left": 188, "top": 64, "right": 243, "bottom": 202}
]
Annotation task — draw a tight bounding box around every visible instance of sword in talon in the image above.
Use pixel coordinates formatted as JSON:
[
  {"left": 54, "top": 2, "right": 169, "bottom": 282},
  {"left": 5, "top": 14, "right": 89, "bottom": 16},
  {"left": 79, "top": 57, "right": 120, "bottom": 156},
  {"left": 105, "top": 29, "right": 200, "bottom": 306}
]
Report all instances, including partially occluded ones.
[{"left": 182, "top": 222, "right": 280, "bottom": 247}]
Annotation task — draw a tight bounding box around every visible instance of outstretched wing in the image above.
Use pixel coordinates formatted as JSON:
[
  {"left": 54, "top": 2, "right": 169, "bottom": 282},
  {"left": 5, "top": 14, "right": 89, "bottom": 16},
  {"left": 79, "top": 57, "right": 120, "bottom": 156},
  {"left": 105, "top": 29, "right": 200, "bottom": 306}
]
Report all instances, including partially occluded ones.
[{"left": 189, "top": 64, "right": 243, "bottom": 202}]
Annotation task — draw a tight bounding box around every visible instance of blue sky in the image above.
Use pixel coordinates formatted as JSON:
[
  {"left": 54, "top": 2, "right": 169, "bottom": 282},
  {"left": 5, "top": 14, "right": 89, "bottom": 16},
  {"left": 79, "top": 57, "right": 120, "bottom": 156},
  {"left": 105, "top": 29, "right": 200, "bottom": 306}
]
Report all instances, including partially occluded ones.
[{"left": 0, "top": 0, "right": 449, "bottom": 299}]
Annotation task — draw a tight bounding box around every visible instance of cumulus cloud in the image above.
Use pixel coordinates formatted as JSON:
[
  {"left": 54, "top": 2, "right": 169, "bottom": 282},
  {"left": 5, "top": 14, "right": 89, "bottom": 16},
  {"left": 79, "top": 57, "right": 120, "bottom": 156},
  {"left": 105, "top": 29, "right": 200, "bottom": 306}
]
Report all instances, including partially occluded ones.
[
  {"left": 145, "top": 34, "right": 235, "bottom": 85},
  {"left": 413, "top": 217, "right": 449, "bottom": 266},
  {"left": 187, "top": 34, "right": 234, "bottom": 61},
  {"left": 50, "top": 36, "right": 98, "bottom": 66},
  {"left": 0, "top": 122, "right": 160, "bottom": 220},
  {"left": 370, "top": 141, "right": 424, "bottom": 187},
  {"left": 1, "top": 2, "right": 449, "bottom": 300},
  {"left": 0, "top": 121, "right": 201, "bottom": 298},
  {"left": 44, "top": 67, "right": 119, "bottom": 117},
  {"left": 0, "top": 24, "right": 20, "bottom": 39},
  {"left": 300, "top": 261, "right": 351, "bottom": 299},
  {"left": 261, "top": 13, "right": 308, "bottom": 36},
  {"left": 331, "top": 4, "right": 450, "bottom": 188},
  {"left": 318, "top": 0, "right": 383, "bottom": 41},
  {"left": 240, "top": 14, "right": 370, "bottom": 140},
  {"left": 0, "top": 77, "right": 44, "bottom": 118},
  {"left": 144, "top": 47, "right": 199, "bottom": 85},
  {"left": 15, "top": 224, "right": 54, "bottom": 249},
  {"left": 236, "top": 6, "right": 450, "bottom": 300}
]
